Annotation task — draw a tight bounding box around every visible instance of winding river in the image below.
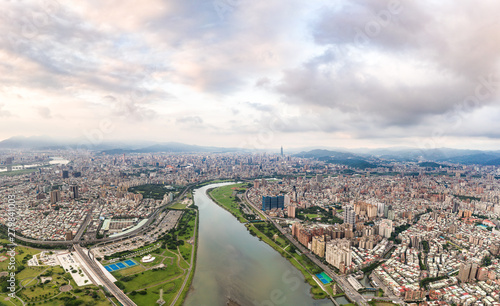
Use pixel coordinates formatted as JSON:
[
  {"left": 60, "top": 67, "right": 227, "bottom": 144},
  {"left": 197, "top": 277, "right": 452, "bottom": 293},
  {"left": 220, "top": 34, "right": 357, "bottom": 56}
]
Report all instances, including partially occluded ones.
[{"left": 184, "top": 183, "right": 333, "bottom": 306}]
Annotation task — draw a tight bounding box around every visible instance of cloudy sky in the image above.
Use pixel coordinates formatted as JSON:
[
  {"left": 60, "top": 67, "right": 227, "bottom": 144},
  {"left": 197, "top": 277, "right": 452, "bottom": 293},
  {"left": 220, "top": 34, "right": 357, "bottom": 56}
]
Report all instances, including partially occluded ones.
[{"left": 1, "top": 0, "right": 500, "bottom": 150}]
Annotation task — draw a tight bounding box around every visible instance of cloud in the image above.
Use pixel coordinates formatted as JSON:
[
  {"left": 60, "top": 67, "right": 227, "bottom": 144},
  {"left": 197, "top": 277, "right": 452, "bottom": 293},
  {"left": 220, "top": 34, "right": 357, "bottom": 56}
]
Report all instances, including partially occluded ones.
[
  {"left": 274, "top": 1, "right": 500, "bottom": 133},
  {"left": 0, "top": 104, "right": 12, "bottom": 118},
  {"left": 1, "top": 0, "right": 500, "bottom": 148},
  {"left": 244, "top": 102, "right": 274, "bottom": 113},
  {"left": 36, "top": 106, "right": 52, "bottom": 119},
  {"left": 176, "top": 116, "right": 203, "bottom": 125}
]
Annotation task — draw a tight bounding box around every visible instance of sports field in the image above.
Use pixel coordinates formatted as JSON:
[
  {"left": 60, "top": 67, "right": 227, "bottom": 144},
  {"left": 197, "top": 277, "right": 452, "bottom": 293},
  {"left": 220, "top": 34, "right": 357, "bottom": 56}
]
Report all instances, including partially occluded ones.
[
  {"left": 104, "top": 259, "right": 138, "bottom": 272},
  {"left": 316, "top": 272, "right": 333, "bottom": 284}
]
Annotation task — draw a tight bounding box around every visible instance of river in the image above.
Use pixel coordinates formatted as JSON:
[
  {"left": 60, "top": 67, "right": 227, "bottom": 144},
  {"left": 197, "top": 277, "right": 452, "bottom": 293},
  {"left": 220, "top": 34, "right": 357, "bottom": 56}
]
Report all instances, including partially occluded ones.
[{"left": 185, "top": 183, "right": 333, "bottom": 306}]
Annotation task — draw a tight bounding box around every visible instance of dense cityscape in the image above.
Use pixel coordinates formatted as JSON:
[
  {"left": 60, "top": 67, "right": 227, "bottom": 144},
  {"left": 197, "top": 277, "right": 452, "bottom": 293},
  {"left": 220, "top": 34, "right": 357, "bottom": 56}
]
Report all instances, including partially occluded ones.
[{"left": 1, "top": 149, "right": 500, "bottom": 305}]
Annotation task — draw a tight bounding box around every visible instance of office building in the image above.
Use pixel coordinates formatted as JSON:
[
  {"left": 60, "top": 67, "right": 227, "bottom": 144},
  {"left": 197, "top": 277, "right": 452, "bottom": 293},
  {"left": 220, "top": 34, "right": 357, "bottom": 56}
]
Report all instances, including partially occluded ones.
[
  {"left": 50, "top": 190, "right": 61, "bottom": 204},
  {"left": 262, "top": 195, "right": 285, "bottom": 211},
  {"left": 70, "top": 185, "right": 79, "bottom": 199}
]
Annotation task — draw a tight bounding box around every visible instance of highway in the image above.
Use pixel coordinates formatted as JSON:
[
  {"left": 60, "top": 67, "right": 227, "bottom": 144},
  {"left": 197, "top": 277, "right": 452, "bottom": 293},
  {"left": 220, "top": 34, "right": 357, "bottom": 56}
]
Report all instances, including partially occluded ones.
[
  {"left": 74, "top": 244, "right": 137, "bottom": 306},
  {"left": 74, "top": 210, "right": 93, "bottom": 241}
]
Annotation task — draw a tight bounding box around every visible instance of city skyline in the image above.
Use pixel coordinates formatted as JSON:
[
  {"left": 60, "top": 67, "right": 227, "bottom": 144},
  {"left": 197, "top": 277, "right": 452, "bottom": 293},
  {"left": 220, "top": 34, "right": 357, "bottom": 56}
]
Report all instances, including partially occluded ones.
[{"left": 1, "top": 1, "right": 500, "bottom": 150}]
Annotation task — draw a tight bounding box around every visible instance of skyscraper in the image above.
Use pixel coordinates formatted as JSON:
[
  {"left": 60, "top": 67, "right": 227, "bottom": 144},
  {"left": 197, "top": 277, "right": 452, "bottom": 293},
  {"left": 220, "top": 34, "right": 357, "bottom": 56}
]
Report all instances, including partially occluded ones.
[
  {"left": 50, "top": 190, "right": 61, "bottom": 204},
  {"left": 262, "top": 195, "right": 285, "bottom": 211},
  {"left": 281, "top": 146, "right": 283, "bottom": 157},
  {"left": 344, "top": 206, "right": 356, "bottom": 228},
  {"left": 70, "top": 185, "right": 79, "bottom": 199}
]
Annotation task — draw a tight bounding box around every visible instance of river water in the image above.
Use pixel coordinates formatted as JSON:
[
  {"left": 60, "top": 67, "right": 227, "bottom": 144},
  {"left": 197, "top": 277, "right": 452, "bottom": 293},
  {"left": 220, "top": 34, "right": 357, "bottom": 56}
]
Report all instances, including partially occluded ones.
[{"left": 185, "top": 183, "right": 333, "bottom": 306}]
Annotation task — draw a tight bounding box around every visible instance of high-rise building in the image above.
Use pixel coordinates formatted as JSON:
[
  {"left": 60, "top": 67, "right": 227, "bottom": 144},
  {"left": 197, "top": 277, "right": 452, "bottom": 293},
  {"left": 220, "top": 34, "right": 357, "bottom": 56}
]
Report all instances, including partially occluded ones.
[
  {"left": 65, "top": 231, "right": 73, "bottom": 241},
  {"left": 379, "top": 219, "right": 393, "bottom": 238},
  {"left": 50, "top": 190, "right": 61, "bottom": 204},
  {"left": 458, "top": 262, "right": 478, "bottom": 283},
  {"left": 469, "top": 263, "right": 478, "bottom": 282},
  {"left": 262, "top": 195, "right": 285, "bottom": 211},
  {"left": 284, "top": 194, "right": 290, "bottom": 206},
  {"left": 62, "top": 170, "right": 69, "bottom": 179},
  {"left": 254, "top": 179, "right": 260, "bottom": 189},
  {"left": 477, "top": 267, "right": 488, "bottom": 281},
  {"left": 377, "top": 202, "right": 385, "bottom": 217},
  {"left": 326, "top": 239, "right": 351, "bottom": 273},
  {"left": 388, "top": 209, "right": 395, "bottom": 220},
  {"left": 316, "top": 174, "right": 323, "bottom": 183},
  {"left": 281, "top": 146, "right": 283, "bottom": 157},
  {"left": 70, "top": 185, "right": 79, "bottom": 199},
  {"left": 344, "top": 206, "right": 356, "bottom": 228},
  {"left": 367, "top": 204, "right": 377, "bottom": 219},
  {"left": 311, "top": 236, "right": 326, "bottom": 258},
  {"left": 287, "top": 205, "right": 296, "bottom": 218}
]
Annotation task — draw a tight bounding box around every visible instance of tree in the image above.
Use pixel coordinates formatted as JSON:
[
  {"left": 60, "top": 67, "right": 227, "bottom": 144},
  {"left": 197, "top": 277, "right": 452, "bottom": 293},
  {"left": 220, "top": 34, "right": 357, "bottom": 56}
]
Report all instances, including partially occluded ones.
[{"left": 482, "top": 255, "right": 492, "bottom": 267}]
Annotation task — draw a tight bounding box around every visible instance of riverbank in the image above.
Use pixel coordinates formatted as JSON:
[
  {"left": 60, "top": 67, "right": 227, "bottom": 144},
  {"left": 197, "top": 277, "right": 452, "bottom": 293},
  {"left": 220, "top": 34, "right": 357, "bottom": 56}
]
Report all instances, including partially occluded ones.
[
  {"left": 172, "top": 203, "right": 199, "bottom": 306},
  {"left": 208, "top": 183, "right": 334, "bottom": 301},
  {"left": 207, "top": 183, "right": 250, "bottom": 222}
]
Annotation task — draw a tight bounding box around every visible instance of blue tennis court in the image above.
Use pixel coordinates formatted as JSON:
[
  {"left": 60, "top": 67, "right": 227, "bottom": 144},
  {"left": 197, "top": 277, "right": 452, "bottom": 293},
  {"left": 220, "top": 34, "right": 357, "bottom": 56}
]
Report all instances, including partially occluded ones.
[
  {"left": 104, "top": 259, "right": 139, "bottom": 272},
  {"left": 105, "top": 264, "right": 119, "bottom": 272},
  {"left": 124, "top": 259, "right": 138, "bottom": 266},
  {"left": 316, "top": 272, "right": 333, "bottom": 284}
]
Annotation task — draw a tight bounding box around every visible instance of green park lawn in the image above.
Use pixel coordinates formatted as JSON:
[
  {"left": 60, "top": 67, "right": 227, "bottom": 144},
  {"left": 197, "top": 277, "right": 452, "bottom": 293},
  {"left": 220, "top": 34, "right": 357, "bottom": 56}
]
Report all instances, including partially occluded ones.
[
  {"left": 129, "top": 277, "right": 184, "bottom": 305},
  {"left": 209, "top": 184, "right": 248, "bottom": 222},
  {"left": 169, "top": 202, "right": 188, "bottom": 209},
  {"left": 305, "top": 213, "right": 322, "bottom": 219},
  {"left": 117, "top": 260, "right": 183, "bottom": 292}
]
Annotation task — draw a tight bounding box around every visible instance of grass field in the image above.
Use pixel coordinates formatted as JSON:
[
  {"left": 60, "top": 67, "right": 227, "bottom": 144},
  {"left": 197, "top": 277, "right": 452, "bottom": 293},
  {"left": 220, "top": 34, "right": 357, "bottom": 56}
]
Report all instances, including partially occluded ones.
[
  {"left": 32, "top": 288, "right": 110, "bottom": 306},
  {"left": 0, "top": 293, "right": 23, "bottom": 306},
  {"left": 118, "top": 256, "right": 183, "bottom": 293},
  {"left": 174, "top": 213, "right": 198, "bottom": 306},
  {"left": 129, "top": 277, "right": 184, "bottom": 305},
  {"left": 16, "top": 266, "right": 70, "bottom": 303},
  {"left": 113, "top": 264, "right": 145, "bottom": 277},
  {"left": 305, "top": 214, "right": 321, "bottom": 219},
  {"left": 0, "top": 240, "right": 43, "bottom": 272},
  {"left": 209, "top": 184, "right": 248, "bottom": 223},
  {"left": 0, "top": 168, "right": 38, "bottom": 177},
  {"left": 169, "top": 202, "right": 188, "bottom": 209},
  {"left": 17, "top": 266, "right": 48, "bottom": 279}
]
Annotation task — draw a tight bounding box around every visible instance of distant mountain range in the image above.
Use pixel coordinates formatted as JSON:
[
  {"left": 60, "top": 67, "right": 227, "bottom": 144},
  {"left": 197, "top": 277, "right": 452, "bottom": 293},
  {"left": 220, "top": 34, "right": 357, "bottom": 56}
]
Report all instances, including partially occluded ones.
[
  {"left": 1, "top": 136, "right": 499, "bottom": 165},
  {"left": 293, "top": 148, "right": 500, "bottom": 168},
  {"left": 0, "top": 136, "right": 244, "bottom": 153}
]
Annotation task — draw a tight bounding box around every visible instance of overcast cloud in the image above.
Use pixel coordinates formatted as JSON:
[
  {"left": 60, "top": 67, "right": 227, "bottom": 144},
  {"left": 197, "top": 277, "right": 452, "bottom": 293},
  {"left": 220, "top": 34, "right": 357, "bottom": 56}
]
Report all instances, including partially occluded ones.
[{"left": 0, "top": 0, "right": 499, "bottom": 149}]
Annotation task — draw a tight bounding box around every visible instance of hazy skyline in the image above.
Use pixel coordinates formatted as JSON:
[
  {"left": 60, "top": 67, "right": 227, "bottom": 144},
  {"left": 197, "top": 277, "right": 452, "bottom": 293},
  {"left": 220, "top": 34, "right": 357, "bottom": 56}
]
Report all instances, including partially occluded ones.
[{"left": 1, "top": 0, "right": 500, "bottom": 150}]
